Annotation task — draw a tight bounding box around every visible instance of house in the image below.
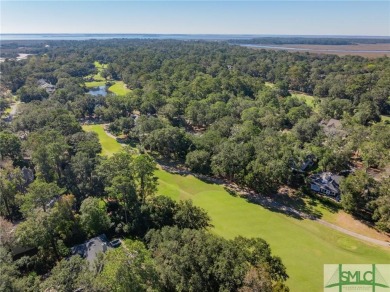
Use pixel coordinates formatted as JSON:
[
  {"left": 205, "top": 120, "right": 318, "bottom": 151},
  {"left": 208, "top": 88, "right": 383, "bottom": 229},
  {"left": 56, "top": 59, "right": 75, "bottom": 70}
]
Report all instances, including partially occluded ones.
[
  {"left": 319, "top": 119, "right": 346, "bottom": 137},
  {"left": 289, "top": 154, "right": 316, "bottom": 173},
  {"left": 37, "top": 79, "right": 55, "bottom": 94},
  {"left": 70, "top": 234, "right": 110, "bottom": 265},
  {"left": 309, "top": 172, "right": 342, "bottom": 201}
]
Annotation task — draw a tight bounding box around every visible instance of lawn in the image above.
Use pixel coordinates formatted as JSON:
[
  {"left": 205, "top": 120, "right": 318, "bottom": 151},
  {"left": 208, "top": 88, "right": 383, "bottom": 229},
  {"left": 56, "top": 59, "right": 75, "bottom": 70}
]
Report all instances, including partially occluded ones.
[
  {"left": 85, "top": 124, "right": 390, "bottom": 292},
  {"left": 108, "top": 81, "right": 131, "bottom": 95}
]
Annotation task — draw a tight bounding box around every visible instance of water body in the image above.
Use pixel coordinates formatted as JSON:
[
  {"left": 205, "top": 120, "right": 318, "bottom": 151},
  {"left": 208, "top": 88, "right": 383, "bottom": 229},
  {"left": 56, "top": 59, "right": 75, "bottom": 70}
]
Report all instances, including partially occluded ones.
[
  {"left": 0, "top": 34, "right": 259, "bottom": 41},
  {"left": 240, "top": 44, "right": 390, "bottom": 53},
  {"left": 87, "top": 86, "right": 107, "bottom": 96}
]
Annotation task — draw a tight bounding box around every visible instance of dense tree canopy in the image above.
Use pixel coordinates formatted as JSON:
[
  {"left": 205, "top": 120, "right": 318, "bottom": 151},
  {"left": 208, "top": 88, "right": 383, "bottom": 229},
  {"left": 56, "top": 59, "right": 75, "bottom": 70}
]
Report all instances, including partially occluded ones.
[{"left": 1, "top": 38, "right": 390, "bottom": 291}]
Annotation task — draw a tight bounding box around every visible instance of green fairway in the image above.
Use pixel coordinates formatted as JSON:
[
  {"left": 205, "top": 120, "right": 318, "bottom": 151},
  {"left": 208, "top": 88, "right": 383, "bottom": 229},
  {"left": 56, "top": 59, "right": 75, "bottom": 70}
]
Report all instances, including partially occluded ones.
[
  {"left": 292, "top": 92, "right": 317, "bottom": 109},
  {"left": 85, "top": 80, "right": 106, "bottom": 88},
  {"left": 86, "top": 124, "right": 390, "bottom": 292},
  {"left": 94, "top": 61, "right": 106, "bottom": 70},
  {"left": 108, "top": 81, "right": 131, "bottom": 95},
  {"left": 85, "top": 62, "right": 130, "bottom": 95},
  {"left": 82, "top": 124, "right": 122, "bottom": 156}
]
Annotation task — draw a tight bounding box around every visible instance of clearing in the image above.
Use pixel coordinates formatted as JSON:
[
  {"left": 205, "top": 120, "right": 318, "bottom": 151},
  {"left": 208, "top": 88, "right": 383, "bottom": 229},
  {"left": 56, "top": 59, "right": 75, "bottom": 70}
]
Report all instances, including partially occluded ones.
[
  {"left": 84, "top": 62, "right": 130, "bottom": 95},
  {"left": 108, "top": 81, "right": 131, "bottom": 95},
  {"left": 82, "top": 124, "right": 123, "bottom": 156},
  {"left": 83, "top": 124, "right": 390, "bottom": 292}
]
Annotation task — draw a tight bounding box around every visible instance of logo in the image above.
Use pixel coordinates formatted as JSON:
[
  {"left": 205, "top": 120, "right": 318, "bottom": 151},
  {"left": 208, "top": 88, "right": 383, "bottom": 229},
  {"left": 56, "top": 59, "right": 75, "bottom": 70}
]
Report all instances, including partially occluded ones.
[{"left": 324, "top": 264, "right": 390, "bottom": 292}]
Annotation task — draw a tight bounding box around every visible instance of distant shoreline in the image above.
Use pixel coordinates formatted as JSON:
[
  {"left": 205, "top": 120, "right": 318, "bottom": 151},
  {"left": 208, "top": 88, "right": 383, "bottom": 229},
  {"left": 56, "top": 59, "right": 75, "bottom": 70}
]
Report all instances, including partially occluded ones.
[{"left": 1, "top": 33, "right": 390, "bottom": 41}]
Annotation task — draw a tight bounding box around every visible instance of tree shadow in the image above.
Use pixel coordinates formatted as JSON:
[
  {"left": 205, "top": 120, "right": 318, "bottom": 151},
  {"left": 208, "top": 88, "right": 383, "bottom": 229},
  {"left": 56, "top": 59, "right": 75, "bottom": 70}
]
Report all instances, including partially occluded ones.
[
  {"left": 155, "top": 157, "right": 225, "bottom": 186},
  {"left": 306, "top": 193, "right": 340, "bottom": 214},
  {"left": 153, "top": 157, "right": 327, "bottom": 221}
]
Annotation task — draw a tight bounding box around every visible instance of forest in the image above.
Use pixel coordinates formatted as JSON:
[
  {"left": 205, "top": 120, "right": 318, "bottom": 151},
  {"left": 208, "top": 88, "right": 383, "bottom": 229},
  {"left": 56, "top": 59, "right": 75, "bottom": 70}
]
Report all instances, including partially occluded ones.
[{"left": 1, "top": 39, "right": 390, "bottom": 291}]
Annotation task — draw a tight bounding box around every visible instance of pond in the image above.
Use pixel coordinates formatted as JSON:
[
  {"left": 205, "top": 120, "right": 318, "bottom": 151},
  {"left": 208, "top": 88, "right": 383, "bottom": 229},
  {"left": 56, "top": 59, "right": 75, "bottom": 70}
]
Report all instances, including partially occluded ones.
[{"left": 87, "top": 85, "right": 108, "bottom": 96}]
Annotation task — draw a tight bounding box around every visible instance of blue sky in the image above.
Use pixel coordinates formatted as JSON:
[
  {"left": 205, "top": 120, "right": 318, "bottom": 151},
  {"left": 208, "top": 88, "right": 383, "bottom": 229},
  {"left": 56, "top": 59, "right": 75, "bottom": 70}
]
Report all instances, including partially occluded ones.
[{"left": 1, "top": 1, "right": 389, "bottom": 36}]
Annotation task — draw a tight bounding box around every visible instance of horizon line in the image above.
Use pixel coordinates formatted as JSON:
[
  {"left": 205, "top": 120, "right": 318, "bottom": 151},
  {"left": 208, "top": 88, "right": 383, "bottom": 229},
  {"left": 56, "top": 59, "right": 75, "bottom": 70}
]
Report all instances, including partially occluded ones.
[{"left": 1, "top": 33, "right": 389, "bottom": 38}]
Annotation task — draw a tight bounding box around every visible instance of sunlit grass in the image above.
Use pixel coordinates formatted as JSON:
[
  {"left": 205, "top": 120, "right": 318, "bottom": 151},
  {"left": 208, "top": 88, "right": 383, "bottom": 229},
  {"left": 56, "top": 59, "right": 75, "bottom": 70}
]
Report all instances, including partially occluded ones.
[
  {"left": 82, "top": 124, "right": 122, "bottom": 156},
  {"left": 85, "top": 81, "right": 106, "bottom": 88},
  {"left": 108, "top": 81, "right": 131, "bottom": 95},
  {"left": 86, "top": 124, "right": 390, "bottom": 292}
]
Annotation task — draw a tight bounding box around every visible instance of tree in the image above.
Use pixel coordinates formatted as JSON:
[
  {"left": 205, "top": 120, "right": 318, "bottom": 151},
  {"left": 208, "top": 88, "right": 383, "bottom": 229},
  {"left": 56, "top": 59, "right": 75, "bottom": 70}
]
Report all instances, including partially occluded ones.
[
  {"left": 108, "top": 117, "right": 135, "bottom": 136},
  {"left": 144, "top": 127, "right": 191, "bottom": 159},
  {"left": 292, "top": 117, "right": 321, "bottom": 144},
  {"left": 372, "top": 178, "right": 390, "bottom": 232},
  {"left": 96, "top": 240, "right": 159, "bottom": 292},
  {"left": 173, "top": 200, "right": 211, "bottom": 230},
  {"left": 146, "top": 226, "right": 289, "bottom": 292},
  {"left": 0, "top": 247, "right": 22, "bottom": 292},
  {"left": 0, "top": 217, "right": 15, "bottom": 248},
  {"left": 16, "top": 196, "right": 76, "bottom": 261},
  {"left": 353, "top": 100, "right": 381, "bottom": 125},
  {"left": 80, "top": 197, "right": 111, "bottom": 237},
  {"left": 340, "top": 170, "right": 378, "bottom": 218},
  {"left": 67, "top": 151, "right": 101, "bottom": 199},
  {"left": 25, "top": 130, "right": 69, "bottom": 182},
  {"left": 133, "top": 154, "right": 158, "bottom": 204},
  {"left": 238, "top": 266, "right": 272, "bottom": 292},
  {"left": 41, "top": 255, "right": 95, "bottom": 292},
  {"left": 141, "top": 196, "right": 176, "bottom": 230},
  {"left": 319, "top": 98, "right": 352, "bottom": 120},
  {"left": 17, "top": 86, "right": 48, "bottom": 103},
  {"left": 16, "top": 210, "right": 62, "bottom": 260},
  {"left": 20, "top": 179, "right": 63, "bottom": 214},
  {"left": 0, "top": 163, "right": 28, "bottom": 219},
  {"left": 0, "top": 131, "right": 21, "bottom": 161},
  {"left": 106, "top": 175, "right": 138, "bottom": 228},
  {"left": 185, "top": 150, "right": 211, "bottom": 174},
  {"left": 211, "top": 141, "right": 253, "bottom": 182}
]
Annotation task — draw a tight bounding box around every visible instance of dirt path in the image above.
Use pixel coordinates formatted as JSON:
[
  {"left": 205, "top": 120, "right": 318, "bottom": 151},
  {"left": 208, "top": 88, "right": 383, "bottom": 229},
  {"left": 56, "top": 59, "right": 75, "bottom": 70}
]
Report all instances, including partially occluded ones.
[{"left": 316, "top": 219, "right": 389, "bottom": 247}]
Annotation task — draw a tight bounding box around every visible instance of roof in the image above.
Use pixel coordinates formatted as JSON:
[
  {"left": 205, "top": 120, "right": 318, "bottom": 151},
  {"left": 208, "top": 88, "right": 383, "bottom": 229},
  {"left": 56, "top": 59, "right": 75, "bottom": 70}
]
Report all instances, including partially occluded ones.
[
  {"left": 326, "top": 118, "right": 342, "bottom": 129},
  {"left": 37, "top": 79, "right": 56, "bottom": 93},
  {"left": 70, "top": 234, "right": 110, "bottom": 265},
  {"left": 309, "top": 172, "right": 341, "bottom": 194},
  {"left": 320, "top": 119, "right": 346, "bottom": 137}
]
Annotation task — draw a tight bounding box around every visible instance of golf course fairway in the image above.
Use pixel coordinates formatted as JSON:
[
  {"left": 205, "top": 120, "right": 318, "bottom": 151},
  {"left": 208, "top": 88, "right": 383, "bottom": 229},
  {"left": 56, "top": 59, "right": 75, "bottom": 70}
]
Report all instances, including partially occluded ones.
[{"left": 83, "top": 124, "right": 390, "bottom": 292}]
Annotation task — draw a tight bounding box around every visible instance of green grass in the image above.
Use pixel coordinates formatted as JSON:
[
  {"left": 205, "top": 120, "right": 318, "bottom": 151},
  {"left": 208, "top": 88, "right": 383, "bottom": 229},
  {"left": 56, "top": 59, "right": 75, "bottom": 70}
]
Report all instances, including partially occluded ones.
[
  {"left": 82, "top": 125, "right": 123, "bottom": 156},
  {"left": 264, "top": 82, "right": 317, "bottom": 111},
  {"left": 108, "top": 81, "right": 131, "bottom": 95},
  {"left": 85, "top": 62, "right": 130, "bottom": 95},
  {"left": 86, "top": 124, "right": 390, "bottom": 292},
  {"left": 94, "top": 61, "right": 107, "bottom": 70},
  {"left": 381, "top": 115, "right": 390, "bottom": 122},
  {"left": 85, "top": 81, "right": 106, "bottom": 88},
  {"left": 265, "top": 82, "right": 275, "bottom": 88},
  {"left": 292, "top": 92, "right": 316, "bottom": 109}
]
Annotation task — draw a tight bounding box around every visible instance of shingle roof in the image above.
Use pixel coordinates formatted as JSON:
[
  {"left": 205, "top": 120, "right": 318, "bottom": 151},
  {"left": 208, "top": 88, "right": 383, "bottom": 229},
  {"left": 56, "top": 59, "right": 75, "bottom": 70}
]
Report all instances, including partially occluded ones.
[
  {"left": 71, "top": 234, "right": 110, "bottom": 265},
  {"left": 309, "top": 172, "right": 341, "bottom": 195}
]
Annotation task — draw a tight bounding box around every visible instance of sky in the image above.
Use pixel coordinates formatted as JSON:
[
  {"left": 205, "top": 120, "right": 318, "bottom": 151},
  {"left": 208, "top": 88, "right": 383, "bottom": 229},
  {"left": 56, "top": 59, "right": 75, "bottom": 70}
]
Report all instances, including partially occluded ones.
[{"left": 1, "top": 1, "right": 389, "bottom": 36}]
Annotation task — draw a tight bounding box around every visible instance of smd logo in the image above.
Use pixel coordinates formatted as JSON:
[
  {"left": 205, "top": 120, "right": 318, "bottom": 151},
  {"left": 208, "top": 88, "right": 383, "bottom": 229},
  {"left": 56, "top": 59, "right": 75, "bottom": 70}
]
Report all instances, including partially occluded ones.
[{"left": 324, "top": 264, "right": 390, "bottom": 292}]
